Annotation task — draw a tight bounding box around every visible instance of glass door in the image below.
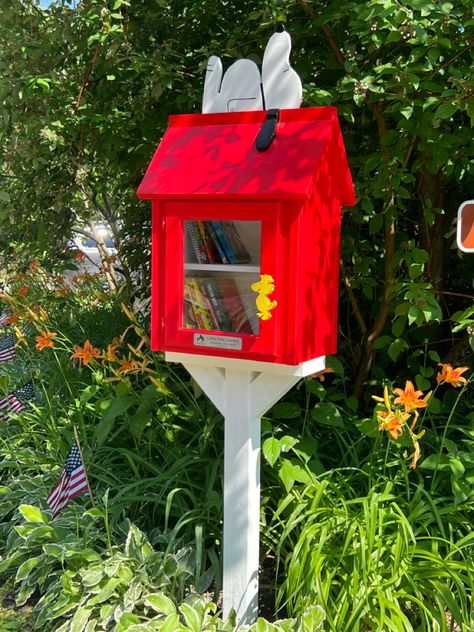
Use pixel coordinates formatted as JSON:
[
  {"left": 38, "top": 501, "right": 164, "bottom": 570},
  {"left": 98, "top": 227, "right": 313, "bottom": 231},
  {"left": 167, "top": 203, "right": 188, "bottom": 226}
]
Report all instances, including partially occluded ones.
[{"left": 163, "top": 202, "right": 280, "bottom": 360}]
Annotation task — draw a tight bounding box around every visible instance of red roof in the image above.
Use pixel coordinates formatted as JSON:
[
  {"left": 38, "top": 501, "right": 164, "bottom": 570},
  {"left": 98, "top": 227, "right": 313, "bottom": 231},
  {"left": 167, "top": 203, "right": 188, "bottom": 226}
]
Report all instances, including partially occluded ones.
[{"left": 137, "top": 107, "right": 355, "bottom": 204}]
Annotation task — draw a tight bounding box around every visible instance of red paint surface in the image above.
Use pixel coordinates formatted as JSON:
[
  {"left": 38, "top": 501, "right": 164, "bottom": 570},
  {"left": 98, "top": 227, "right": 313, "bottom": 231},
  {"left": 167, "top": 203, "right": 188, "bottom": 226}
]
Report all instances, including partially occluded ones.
[{"left": 139, "top": 107, "right": 356, "bottom": 365}]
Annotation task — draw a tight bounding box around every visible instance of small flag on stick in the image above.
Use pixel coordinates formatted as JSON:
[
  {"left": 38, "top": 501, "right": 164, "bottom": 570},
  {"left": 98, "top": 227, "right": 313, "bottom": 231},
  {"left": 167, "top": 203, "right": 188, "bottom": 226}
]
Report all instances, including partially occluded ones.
[
  {"left": 47, "top": 441, "right": 89, "bottom": 518},
  {"left": 0, "top": 310, "right": 11, "bottom": 326},
  {"left": 0, "top": 381, "right": 35, "bottom": 420},
  {"left": 0, "top": 333, "right": 15, "bottom": 363}
]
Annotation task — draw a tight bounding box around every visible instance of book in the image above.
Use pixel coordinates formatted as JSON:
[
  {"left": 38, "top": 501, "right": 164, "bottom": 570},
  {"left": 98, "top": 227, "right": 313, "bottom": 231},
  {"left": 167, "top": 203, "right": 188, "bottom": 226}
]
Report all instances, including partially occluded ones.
[
  {"left": 185, "top": 220, "right": 209, "bottom": 264},
  {"left": 208, "top": 221, "right": 238, "bottom": 263},
  {"left": 199, "top": 277, "right": 233, "bottom": 331},
  {"left": 185, "top": 278, "right": 218, "bottom": 330},
  {"left": 205, "top": 221, "right": 229, "bottom": 264},
  {"left": 197, "top": 221, "right": 218, "bottom": 263},
  {"left": 220, "top": 221, "right": 251, "bottom": 263},
  {"left": 216, "top": 276, "right": 253, "bottom": 334},
  {"left": 183, "top": 282, "right": 199, "bottom": 329}
]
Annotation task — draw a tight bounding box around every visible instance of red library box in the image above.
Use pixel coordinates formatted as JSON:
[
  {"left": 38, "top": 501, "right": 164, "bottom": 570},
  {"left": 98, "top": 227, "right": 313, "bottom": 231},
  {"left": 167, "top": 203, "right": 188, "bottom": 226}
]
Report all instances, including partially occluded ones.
[{"left": 137, "top": 106, "right": 355, "bottom": 365}]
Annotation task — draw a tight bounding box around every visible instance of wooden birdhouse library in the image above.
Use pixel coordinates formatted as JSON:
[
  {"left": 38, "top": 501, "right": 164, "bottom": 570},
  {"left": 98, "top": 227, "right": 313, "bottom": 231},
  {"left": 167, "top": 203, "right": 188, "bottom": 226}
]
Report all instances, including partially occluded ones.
[
  {"left": 137, "top": 27, "right": 355, "bottom": 627},
  {"left": 137, "top": 106, "right": 355, "bottom": 363}
]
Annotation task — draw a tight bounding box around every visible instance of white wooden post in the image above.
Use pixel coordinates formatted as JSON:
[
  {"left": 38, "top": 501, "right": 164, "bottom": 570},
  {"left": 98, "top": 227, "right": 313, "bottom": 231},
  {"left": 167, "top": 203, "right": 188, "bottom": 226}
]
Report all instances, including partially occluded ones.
[
  {"left": 222, "top": 369, "right": 261, "bottom": 624},
  {"left": 165, "top": 352, "right": 325, "bottom": 626}
]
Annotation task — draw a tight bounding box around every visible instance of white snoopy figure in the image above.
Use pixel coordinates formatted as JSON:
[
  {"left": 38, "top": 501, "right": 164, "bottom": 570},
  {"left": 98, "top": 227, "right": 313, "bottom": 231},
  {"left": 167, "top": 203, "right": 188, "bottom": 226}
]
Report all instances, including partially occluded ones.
[{"left": 202, "top": 26, "right": 302, "bottom": 114}]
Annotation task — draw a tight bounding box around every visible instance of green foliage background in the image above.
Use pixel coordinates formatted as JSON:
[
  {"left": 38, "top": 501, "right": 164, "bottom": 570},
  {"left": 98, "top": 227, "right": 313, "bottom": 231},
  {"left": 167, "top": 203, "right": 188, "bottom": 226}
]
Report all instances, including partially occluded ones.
[
  {"left": 0, "top": 1, "right": 473, "bottom": 630},
  {"left": 0, "top": 0, "right": 472, "bottom": 392}
]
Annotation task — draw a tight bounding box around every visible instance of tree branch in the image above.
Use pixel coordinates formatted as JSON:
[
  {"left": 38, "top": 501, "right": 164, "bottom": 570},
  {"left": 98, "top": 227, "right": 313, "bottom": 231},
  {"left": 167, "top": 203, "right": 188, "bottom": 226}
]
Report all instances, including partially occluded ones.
[{"left": 296, "top": 0, "right": 345, "bottom": 67}]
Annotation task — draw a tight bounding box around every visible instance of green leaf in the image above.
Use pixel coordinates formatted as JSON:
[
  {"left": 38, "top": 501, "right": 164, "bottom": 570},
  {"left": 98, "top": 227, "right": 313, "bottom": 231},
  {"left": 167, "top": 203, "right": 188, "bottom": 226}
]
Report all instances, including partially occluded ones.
[
  {"left": 434, "top": 102, "right": 458, "bottom": 119},
  {"left": 420, "top": 454, "right": 451, "bottom": 470},
  {"left": 18, "top": 504, "right": 47, "bottom": 523},
  {"left": 15, "top": 556, "right": 41, "bottom": 581},
  {"left": 160, "top": 613, "right": 182, "bottom": 632},
  {"left": 326, "top": 356, "right": 344, "bottom": 374},
  {"left": 272, "top": 402, "right": 302, "bottom": 419},
  {"left": 102, "top": 395, "right": 134, "bottom": 423},
  {"left": 144, "top": 593, "right": 176, "bottom": 615},
  {"left": 279, "top": 460, "right": 296, "bottom": 493},
  {"left": 299, "top": 604, "right": 326, "bottom": 631},
  {"left": 262, "top": 437, "right": 281, "bottom": 467},
  {"left": 388, "top": 338, "right": 408, "bottom": 361},
  {"left": 355, "top": 418, "right": 379, "bottom": 438},
  {"left": 449, "top": 457, "right": 466, "bottom": 480},
  {"left": 179, "top": 602, "right": 202, "bottom": 632},
  {"left": 70, "top": 606, "right": 92, "bottom": 632},
  {"left": 88, "top": 578, "right": 122, "bottom": 606},
  {"left": 0, "top": 191, "right": 10, "bottom": 202},
  {"left": 408, "top": 305, "right": 421, "bottom": 326},
  {"left": 311, "top": 403, "right": 344, "bottom": 428},
  {"left": 373, "top": 335, "right": 392, "bottom": 350}
]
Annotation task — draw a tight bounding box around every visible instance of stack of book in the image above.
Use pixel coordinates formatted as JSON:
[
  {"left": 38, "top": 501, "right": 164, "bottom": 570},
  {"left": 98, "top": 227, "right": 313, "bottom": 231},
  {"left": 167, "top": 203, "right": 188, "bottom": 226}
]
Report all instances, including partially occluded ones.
[
  {"left": 185, "top": 220, "right": 251, "bottom": 265},
  {"left": 184, "top": 276, "right": 256, "bottom": 335}
]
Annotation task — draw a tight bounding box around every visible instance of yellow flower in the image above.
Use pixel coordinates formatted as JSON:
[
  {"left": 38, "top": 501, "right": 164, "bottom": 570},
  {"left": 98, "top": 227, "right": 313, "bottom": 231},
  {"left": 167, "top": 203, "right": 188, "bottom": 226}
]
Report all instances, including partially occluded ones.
[
  {"left": 436, "top": 363, "right": 469, "bottom": 388},
  {"left": 393, "top": 380, "right": 431, "bottom": 413},
  {"left": 35, "top": 330, "right": 57, "bottom": 350},
  {"left": 71, "top": 340, "right": 101, "bottom": 366}
]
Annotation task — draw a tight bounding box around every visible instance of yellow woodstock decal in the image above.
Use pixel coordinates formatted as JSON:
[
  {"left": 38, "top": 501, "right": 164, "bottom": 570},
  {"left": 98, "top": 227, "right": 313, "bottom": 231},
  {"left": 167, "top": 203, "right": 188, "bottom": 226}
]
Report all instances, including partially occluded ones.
[{"left": 251, "top": 274, "right": 277, "bottom": 320}]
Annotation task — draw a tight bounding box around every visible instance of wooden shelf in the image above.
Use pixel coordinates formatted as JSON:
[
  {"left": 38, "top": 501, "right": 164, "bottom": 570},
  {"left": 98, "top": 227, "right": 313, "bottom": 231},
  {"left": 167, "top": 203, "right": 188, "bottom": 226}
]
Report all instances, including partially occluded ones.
[{"left": 184, "top": 263, "right": 260, "bottom": 274}]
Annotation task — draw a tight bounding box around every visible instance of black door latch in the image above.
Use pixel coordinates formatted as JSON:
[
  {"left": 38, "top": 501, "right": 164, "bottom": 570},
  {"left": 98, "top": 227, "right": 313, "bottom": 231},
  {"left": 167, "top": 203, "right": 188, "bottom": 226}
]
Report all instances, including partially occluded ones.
[{"left": 255, "top": 109, "right": 280, "bottom": 152}]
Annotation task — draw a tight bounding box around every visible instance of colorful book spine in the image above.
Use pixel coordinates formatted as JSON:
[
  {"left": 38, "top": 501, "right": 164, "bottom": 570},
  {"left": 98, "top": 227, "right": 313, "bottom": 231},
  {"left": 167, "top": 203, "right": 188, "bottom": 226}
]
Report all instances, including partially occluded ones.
[
  {"left": 220, "top": 221, "right": 251, "bottom": 263},
  {"left": 183, "top": 282, "right": 198, "bottom": 329},
  {"left": 205, "top": 221, "right": 229, "bottom": 264},
  {"left": 216, "top": 276, "right": 253, "bottom": 334},
  {"left": 208, "top": 221, "right": 237, "bottom": 263},
  {"left": 185, "top": 278, "right": 217, "bottom": 330},
  {"left": 185, "top": 220, "right": 209, "bottom": 264},
  {"left": 199, "top": 277, "right": 233, "bottom": 331},
  {"left": 197, "top": 221, "right": 218, "bottom": 263}
]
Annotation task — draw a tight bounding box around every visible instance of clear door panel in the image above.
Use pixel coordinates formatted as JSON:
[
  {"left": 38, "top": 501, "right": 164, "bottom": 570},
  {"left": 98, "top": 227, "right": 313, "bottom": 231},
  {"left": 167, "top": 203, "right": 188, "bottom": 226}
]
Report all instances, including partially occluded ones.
[{"left": 183, "top": 220, "right": 261, "bottom": 335}]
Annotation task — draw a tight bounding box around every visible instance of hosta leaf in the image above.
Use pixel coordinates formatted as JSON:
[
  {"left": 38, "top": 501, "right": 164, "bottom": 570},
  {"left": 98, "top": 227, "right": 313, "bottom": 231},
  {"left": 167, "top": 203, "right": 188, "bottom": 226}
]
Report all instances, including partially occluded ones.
[
  {"left": 18, "top": 504, "right": 48, "bottom": 523},
  {"left": 70, "top": 606, "right": 92, "bottom": 632},
  {"left": 15, "top": 556, "right": 41, "bottom": 581},
  {"left": 88, "top": 578, "right": 122, "bottom": 606},
  {"left": 144, "top": 592, "right": 176, "bottom": 615}
]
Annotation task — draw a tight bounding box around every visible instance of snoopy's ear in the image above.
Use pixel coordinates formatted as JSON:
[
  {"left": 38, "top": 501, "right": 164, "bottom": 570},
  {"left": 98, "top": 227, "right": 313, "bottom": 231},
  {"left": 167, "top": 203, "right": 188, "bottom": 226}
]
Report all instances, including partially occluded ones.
[
  {"left": 203, "top": 55, "right": 224, "bottom": 113},
  {"left": 219, "top": 59, "right": 262, "bottom": 112},
  {"left": 262, "top": 30, "right": 302, "bottom": 110}
]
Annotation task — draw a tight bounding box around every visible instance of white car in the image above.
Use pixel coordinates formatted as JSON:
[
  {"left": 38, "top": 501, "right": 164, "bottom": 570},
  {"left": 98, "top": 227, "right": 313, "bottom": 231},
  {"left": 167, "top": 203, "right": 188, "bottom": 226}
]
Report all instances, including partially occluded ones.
[{"left": 68, "top": 225, "right": 119, "bottom": 276}]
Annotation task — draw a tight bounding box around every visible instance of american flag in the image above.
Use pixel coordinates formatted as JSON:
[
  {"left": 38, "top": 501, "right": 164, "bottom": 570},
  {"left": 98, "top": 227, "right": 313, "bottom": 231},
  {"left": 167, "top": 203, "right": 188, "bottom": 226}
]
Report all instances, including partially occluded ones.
[
  {"left": 47, "top": 442, "right": 88, "bottom": 518},
  {"left": 0, "top": 310, "right": 11, "bottom": 325},
  {"left": 0, "top": 381, "right": 35, "bottom": 420},
  {"left": 0, "top": 333, "right": 15, "bottom": 363}
]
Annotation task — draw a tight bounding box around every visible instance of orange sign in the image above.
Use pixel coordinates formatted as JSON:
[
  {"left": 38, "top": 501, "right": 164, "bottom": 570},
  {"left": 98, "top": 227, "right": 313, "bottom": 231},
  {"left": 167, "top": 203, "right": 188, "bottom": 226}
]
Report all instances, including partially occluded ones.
[{"left": 457, "top": 201, "right": 474, "bottom": 252}]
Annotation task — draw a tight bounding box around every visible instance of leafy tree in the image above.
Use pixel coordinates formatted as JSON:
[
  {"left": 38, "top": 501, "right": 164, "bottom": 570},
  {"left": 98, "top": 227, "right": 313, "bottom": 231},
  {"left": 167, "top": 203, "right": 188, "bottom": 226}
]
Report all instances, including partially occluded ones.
[{"left": 0, "top": 0, "right": 472, "bottom": 391}]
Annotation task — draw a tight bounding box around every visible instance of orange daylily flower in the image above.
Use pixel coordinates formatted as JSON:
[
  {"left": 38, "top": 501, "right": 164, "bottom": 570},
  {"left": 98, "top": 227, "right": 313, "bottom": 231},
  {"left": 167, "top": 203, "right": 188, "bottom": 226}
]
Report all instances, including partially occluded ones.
[
  {"left": 309, "top": 368, "right": 335, "bottom": 382},
  {"left": 102, "top": 343, "right": 119, "bottom": 362},
  {"left": 35, "top": 330, "right": 57, "bottom": 350},
  {"left": 411, "top": 440, "right": 421, "bottom": 470},
  {"left": 436, "top": 363, "right": 469, "bottom": 388},
  {"left": 117, "top": 359, "right": 141, "bottom": 375},
  {"left": 393, "top": 380, "right": 431, "bottom": 413},
  {"left": 18, "top": 285, "right": 29, "bottom": 298},
  {"left": 377, "top": 409, "right": 410, "bottom": 440},
  {"left": 71, "top": 340, "right": 101, "bottom": 366}
]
